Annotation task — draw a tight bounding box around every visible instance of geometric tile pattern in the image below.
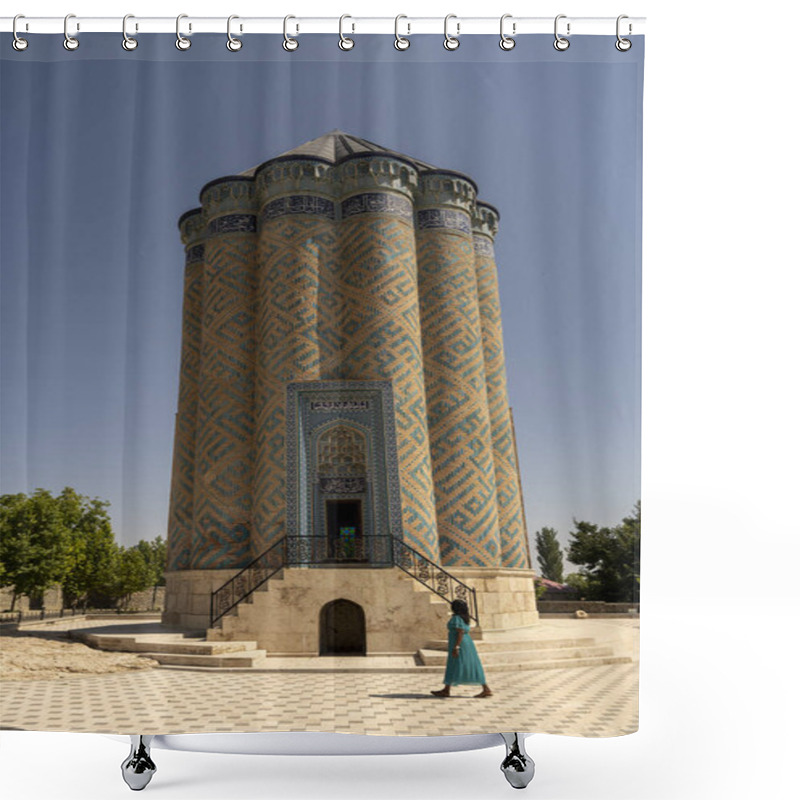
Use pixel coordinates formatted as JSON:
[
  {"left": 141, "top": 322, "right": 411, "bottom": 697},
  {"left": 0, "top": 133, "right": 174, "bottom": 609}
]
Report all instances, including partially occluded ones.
[
  {"left": 0, "top": 663, "right": 638, "bottom": 737},
  {"left": 166, "top": 248, "right": 203, "bottom": 572},
  {"left": 336, "top": 205, "right": 439, "bottom": 561},
  {"left": 191, "top": 225, "right": 257, "bottom": 569},
  {"left": 252, "top": 214, "right": 330, "bottom": 555},
  {"left": 416, "top": 210, "right": 501, "bottom": 568},
  {"left": 474, "top": 236, "right": 529, "bottom": 568}
]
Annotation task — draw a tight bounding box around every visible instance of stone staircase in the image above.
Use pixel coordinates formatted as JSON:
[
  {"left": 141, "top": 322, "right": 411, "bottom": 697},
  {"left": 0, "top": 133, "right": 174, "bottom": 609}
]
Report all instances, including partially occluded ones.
[
  {"left": 206, "top": 565, "right": 454, "bottom": 656},
  {"left": 416, "top": 634, "right": 632, "bottom": 672}
]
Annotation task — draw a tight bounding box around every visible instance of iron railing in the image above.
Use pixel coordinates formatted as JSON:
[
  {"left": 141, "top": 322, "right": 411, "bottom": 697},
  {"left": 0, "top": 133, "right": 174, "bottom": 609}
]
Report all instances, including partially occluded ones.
[
  {"left": 389, "top": 537, "right": 479, "bottom": 625},
  {"left": 285, "top": 534, "right": 395, "bottom": 565},
  {"left": 210, "top": 536, "right": 287, "bottom": 627},
  {"left": 209, "top": 535, "right": 479, "bottom": 628}
]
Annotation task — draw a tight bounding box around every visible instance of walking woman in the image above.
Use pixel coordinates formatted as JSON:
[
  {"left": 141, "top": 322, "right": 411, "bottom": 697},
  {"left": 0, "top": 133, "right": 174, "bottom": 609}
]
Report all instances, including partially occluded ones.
[{"left": 431, "top": 599, "right": 492, "bottom": 698}]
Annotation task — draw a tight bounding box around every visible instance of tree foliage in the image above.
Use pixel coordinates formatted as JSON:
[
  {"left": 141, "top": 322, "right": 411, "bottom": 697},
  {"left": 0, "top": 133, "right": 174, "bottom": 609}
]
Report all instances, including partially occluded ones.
[
  {"left": 534, "top": 526, "right": 565, "bottom": 582},
  {"left": 565, "top": 501, "right": 641, "bottom": 603},
  {"left": 1, "top": 488, "right": 168, "bottom": 610},
  {"left": 0, "top": 490, "right": 73, "bottom": 609},
  {"left": 59, "top": 488, "right": 118, "bottom": 608}
]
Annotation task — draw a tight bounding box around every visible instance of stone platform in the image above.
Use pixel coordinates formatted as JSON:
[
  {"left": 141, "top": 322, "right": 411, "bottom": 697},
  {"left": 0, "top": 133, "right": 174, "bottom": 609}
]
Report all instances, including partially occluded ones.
[{"left": 69, "top": 617, "right": 635, "bottom": 673}]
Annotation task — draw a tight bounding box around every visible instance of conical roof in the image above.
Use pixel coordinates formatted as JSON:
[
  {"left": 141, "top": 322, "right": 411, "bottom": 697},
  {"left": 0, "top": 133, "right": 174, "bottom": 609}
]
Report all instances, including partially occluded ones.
[{"left": 240, "top": 130, "right": 439, "bottom": 176}]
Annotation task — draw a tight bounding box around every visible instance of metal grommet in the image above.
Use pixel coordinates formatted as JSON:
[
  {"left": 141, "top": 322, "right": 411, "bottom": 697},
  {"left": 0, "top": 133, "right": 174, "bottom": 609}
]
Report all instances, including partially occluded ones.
[
  {"left": 63, "top": 13, "right": 79, "bottom": 51},
  {"left": 553, "top": 14, "right": 570, "bottom": 51},
  {"left": 499, "top": 14, "right": 515, "bottom": 51},
  {"left": 615, "top": 14, "right": 632, "bottom": 51},
  {"left": 122, "top": 14, "right": 138, "bottom": 51},
  {"left": 394, "top": 14, "right": 410, "bottom": 50},
  {"left": 176, "top": 14, "right": 191, "bottom": 50},
  {"left": 227, "top": 15, "right": 242, "bottom": 51},
  {"left": 283, "top": 15, "right": 298, "bottom": 51},
  {"left": 443, "top": 14, "right": 460, "bottom": 51},
  {"left": 339, "top": 14, "right": 354, "bottom": 50},
  {"left": 12, "top": 14, "right": 28, "bottom": 51}
]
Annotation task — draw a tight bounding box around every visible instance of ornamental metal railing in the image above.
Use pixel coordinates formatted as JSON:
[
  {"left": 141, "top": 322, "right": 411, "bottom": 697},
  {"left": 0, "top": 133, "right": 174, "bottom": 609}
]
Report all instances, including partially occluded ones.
[
  {"left": 209, "top": 534, "right": 479, "bottom": 627},
  {"left": 389, "top": 536, "right": 479, "bottom": 625},
  {"left": 210, "top": 536, "right": 287, "bottom": 627}
]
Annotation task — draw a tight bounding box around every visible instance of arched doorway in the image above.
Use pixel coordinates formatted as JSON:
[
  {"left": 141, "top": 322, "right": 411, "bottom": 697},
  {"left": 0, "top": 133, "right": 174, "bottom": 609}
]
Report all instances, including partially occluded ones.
[{"left": 319, "top": 599, "right": 366, "bottom": 656}]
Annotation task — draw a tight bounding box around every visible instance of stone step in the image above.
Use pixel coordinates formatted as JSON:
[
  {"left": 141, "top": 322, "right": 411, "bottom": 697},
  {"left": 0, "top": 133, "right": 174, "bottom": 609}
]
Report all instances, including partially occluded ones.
[
  {"left": 422, "top": 636, "right": 596, "bottom": 652},
  {"left": 158, "top": 654, "right": 632, "bottom": 673},
  {"left": 77, "top": 632, "right": 260, "bottom": 656},
  {"left": 141, "top": 650, "right": 269, "bottom": 668},
  {"left": 417, "top": 645, "right": 616, "bottom": 667}
]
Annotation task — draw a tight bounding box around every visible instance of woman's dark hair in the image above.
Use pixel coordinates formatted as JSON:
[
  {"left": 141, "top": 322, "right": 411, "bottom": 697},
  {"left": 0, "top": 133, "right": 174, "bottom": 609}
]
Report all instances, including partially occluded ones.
[{"left": 451, "top": 599, "right": 470, "bottom": 626}]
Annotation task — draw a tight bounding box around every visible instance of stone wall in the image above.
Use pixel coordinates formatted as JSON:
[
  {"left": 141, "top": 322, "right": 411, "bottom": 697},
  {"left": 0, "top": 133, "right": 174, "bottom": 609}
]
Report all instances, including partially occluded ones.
[
  {"left": 123, "top": 586, "right": 166, "bottom": 612},
  {"left": 1, "top": 585, "right": 165, "bottom": 613},
  {"left": 537, "top": 600, "right": 639, "bottom": 614},
  {"left": 205, "top": 566, "right": 451, "bottom": 655},
  {"left": 448, "top": 567, "right": 539, "bottom": 631}
]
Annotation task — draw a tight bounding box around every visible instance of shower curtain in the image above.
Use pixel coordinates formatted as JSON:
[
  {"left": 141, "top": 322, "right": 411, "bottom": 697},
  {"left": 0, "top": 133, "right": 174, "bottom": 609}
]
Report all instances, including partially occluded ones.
[{"left": 0, "top": 30, "right": 643, "bottom": 739}]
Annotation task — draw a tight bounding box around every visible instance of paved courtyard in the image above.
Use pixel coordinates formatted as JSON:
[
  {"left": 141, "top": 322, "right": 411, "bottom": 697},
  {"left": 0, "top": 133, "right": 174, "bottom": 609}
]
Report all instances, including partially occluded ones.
[{"left": 1, "top": 661, "right": 637, "bottom": 737}]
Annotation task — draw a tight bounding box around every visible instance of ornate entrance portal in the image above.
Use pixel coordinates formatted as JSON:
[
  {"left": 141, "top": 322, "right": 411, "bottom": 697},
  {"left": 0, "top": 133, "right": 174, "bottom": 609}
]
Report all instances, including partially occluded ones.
[{"left": 285, "top": 381, "right": 404, "bottom": 565}]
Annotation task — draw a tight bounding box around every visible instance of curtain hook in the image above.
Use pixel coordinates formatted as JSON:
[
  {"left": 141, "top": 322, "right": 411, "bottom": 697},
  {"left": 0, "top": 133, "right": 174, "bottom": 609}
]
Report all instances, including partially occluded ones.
[
  {"left": 394, "top": 14, "right": 410, "bottom": 51},
  {"left": 12, "top": 14, "right": 29, "bottom": 51},
  {"left": 553, "top": 14, "right": 570, "bottom": 51},
  {"left": 616, "top": 14, "right": 632, "bottom": 51},
  {"left": 339, "top": 14, "right": 354, "bottom": 50},
  {"left": 176, "top": 14, "right": 191, "bottom": 50},
  {"left": 122, "top": 14, "right": 138, "bottom": 51},
  {"left": 499, "top": 14, "right": 515, "bottom": 51},
  {"left": 63, "top": 13, "right": 79, "bottom": 51},
  {"left": 227, "top": 15, "right": 242, "bottom": 51},
  {"left": 443, "top": 14, "right": 460, "bottom": 51},
  {"left": 283, "top": 15, "right": 298, "bottom": 51}
]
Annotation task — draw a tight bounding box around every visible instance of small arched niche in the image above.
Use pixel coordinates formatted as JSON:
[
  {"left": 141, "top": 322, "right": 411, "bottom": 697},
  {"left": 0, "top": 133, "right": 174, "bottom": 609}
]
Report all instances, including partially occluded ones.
[{"left": 319, "top": 598, "right": 366, "bottom": 656}]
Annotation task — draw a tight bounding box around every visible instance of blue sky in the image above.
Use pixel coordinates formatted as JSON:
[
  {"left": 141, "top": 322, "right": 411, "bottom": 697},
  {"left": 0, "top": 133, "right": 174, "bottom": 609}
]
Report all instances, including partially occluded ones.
[{"left": 0, "top": 34, "right": 642, "bottom": 565}]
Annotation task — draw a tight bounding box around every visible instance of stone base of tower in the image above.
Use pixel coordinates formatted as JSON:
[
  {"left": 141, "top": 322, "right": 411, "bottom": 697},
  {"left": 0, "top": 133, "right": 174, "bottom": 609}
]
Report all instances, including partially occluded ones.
[
  {"left": 204, "top": 567, "right": 452, "bottom": 655},
  {"left": 162, "top": 569, "right": 241, "bottom": 630},
  {"left": 163, "top": 564, "right": 540, "bottom": 655},
  {"left": 448, "top": 567, "right": 540, "bottom": 632}
]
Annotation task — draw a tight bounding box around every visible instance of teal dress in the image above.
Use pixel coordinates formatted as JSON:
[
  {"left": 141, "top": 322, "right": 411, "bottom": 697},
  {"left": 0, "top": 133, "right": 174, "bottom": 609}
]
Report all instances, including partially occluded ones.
[{"left": 443, "top": 614, "right": 486, "bottom": 686}]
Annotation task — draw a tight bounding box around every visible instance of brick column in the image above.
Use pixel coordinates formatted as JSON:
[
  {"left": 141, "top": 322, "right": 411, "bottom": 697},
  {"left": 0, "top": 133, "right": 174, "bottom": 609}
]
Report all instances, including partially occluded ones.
[
  {"left": 416, "top": 172, "right": 501, "bottom": 567},
  {"left": 336, "top": 155, "right": 439, "bottom": 561},
  {"left": 473, "top": 203, "right": 529, "bottom": 568},
  {"left": 251, "top": 158, "right": 334, "bottom": 555},
  {"left": 191, "top": 178, "right": 257, "bottom": 569},
  {"left": 166, "top": 210, "right": 205, "bottom": 572}
]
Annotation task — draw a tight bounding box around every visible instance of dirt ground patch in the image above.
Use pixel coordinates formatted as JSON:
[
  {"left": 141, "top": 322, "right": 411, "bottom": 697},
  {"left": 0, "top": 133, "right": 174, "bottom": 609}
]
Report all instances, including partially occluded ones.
[{"left": 0, "top": 631, "right": 158, "bottom": 681}]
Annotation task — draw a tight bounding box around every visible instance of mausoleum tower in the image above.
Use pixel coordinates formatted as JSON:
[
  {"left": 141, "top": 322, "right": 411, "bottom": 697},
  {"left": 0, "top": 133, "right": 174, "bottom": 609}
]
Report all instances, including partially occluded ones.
[{"left": 165, "top": 132, "right": 537, "bottom": 647}]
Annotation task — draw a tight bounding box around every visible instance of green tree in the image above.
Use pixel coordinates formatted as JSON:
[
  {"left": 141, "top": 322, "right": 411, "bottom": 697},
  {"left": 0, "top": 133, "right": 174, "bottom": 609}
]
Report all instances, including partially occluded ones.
[
  {"left": 133, "top": 535, "right": 167, "bottom": 587},
  {"left": 534, "top": 527, "right": 565, "bottom": 582},
  {"left": 111, "top": 546, "right": 152, "bottom": 609},
  {"left": 0, "top": 489, "right": 72, "bottom": 610},
  {"left": 566, "top": 501, "right": 641, "bottom": 603},
  {"left": 59, "top": 489, "right": 118, "bottom": 610}
]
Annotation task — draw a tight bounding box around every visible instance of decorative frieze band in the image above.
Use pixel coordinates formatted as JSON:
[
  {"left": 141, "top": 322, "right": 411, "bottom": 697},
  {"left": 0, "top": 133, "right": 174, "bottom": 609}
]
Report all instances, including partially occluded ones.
[
  {"left": 310, "top": 400, "right": 370, "bottom": 412},
  {"left": 319, "top": 476, "right": 367, "bottom": 495},
  {"left": 341, "top": 192, "right": 413, "bottom": 221},
  {"left": 260, "top": 195, "right": 336, "bottom": 222},
  {"left": 185, "top": 244, "right": 205, "bottom": 265},
  {"left": 473, "top": 236, "right": 495, "bottom": 257},
  {"left": 416, "top": 207, "right": 473, "bottom": 236},
  {"left": 206, "top": 214, "right": 258, "bottom": 236}
]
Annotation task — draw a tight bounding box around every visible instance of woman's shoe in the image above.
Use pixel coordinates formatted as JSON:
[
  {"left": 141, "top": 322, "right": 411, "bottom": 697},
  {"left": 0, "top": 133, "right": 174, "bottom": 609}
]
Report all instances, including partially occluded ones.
[{"left": 431, "top": 689, "right": 450, "bottom": 697}]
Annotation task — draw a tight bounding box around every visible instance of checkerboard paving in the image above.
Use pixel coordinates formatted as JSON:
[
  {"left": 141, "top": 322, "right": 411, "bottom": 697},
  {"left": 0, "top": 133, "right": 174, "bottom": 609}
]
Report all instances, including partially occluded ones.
[{"left": 1, "top": 662, "right": 637, "bottom": 737}]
